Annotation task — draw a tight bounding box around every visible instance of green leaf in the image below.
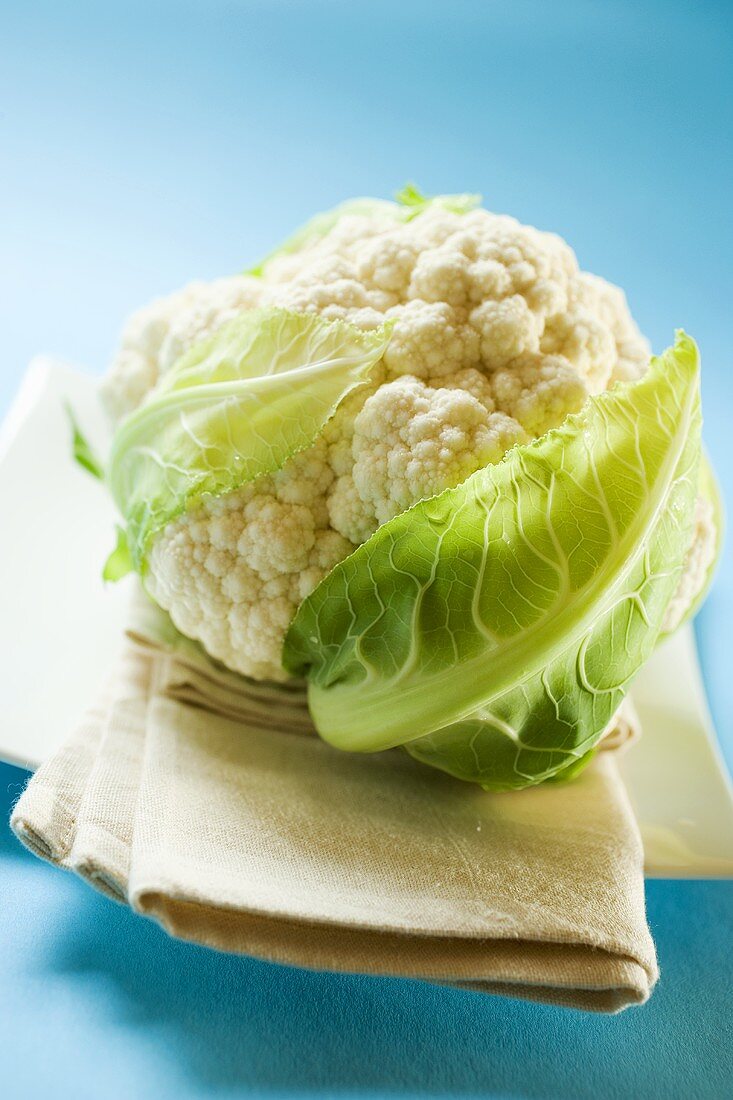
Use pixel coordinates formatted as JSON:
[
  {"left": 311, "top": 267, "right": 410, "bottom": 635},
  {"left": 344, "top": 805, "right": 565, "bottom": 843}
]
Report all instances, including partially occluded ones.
[
  {"left": 108, "top": 307, "right": 391, "bottom": 570},
  {"left": 393, "top": 182, "right": 432, "bottom": 208},
  {"left": 283, "top": 333, "right": 702, "bottom": 790},
  {"left": 247, "top": 186, "right": 481, "bottom": 275},
  {"left": 103, "top": 526, "right": 133, "bottom": 582},
  {"left": 539, "top": 748, "right": 596, "bottom": 785},
  {"left": 66, "top": 403, "right": 105, "bottom": 480}
]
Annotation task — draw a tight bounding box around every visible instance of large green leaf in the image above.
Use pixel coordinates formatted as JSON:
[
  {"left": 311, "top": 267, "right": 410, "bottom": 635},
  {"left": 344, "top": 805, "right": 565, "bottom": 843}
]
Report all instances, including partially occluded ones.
[
  {"left": 108, "top": 308, "right": 391, "bottom": 570},
  {"left": 247, "top": 186, "right": 481, "bottom": 276},
  {"left": 283, "top": 333, "right": 702, "bottom": 790}
]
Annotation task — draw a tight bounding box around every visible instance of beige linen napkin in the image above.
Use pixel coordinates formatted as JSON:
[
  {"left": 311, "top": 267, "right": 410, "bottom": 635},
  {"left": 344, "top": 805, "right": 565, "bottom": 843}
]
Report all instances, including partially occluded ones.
[{"left": 12, "top": 592, "right": 657, "bottom": 1013}]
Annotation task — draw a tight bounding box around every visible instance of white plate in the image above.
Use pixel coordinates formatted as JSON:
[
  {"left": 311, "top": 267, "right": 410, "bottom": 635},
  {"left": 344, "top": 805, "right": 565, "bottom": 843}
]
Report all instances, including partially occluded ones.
[
  {"left": 1, "top": 363, "right": 733, "bottom": 878},
  {"left": 0, "top": 361, "right": 129, "bottom": 771}
]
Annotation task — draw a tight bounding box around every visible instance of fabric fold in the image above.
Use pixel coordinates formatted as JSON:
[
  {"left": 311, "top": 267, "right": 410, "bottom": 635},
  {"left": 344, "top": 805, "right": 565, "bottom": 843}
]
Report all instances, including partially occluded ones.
[{"left": 11, "top": 591, "right": 657, "bottom": 1013}]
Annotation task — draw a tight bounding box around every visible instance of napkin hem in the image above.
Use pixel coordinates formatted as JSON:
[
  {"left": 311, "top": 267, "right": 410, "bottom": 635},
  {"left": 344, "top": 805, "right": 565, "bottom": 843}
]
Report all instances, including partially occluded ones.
[{"left": 134, "top": 890, "right": 653, "bottom": 1012}]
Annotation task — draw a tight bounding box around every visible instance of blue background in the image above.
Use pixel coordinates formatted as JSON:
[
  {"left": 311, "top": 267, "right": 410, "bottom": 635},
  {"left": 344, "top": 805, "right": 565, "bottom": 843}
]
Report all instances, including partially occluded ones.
[{"left": 1, "top": 1, "right": 732, "bottom": 1096}]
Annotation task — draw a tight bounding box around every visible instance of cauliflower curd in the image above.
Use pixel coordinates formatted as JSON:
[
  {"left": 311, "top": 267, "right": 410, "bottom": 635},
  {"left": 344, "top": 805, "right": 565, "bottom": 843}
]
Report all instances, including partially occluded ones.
[{"left": 102, "top": 199, "right": 710, "bottom": 681}]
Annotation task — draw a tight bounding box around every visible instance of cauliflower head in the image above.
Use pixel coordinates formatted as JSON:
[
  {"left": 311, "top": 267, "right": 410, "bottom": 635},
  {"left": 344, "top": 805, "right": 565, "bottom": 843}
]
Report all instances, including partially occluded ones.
[{"left": 102, "top": 195, "right": 712, "bottom": 681}]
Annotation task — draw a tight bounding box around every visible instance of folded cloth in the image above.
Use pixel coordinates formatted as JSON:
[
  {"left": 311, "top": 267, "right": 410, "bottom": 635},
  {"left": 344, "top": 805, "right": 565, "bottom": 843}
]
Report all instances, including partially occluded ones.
[
  {"left": 127, "top": 585, "right": 641, "bottom": 750},
  {"left": 12, "top": 593, "right": 657, "bottom": 1013},
  {"left": 126, "top": 587, "right": 314, "bottom": 732}
]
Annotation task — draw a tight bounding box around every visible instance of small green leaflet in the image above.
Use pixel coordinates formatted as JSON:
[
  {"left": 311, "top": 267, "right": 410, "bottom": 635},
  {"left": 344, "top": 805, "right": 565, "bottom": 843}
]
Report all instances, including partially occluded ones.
[
  {"left": 247, "top": 186, "right": 481, "bottom": 275},
  {"left": 393, "top": 183, "right": 482, "bottom": 220},
  {"left": 108, "top": 308, "right": 391, "bottom": 570},
  {"left": 66, "top": 403, "right": 105, "bottom": 481},
  {"left": 103, "top": 526, "right": 133, "bottom": 582},
  {"left": 283, "top": 333, "right": 702, "bottom": 791}
]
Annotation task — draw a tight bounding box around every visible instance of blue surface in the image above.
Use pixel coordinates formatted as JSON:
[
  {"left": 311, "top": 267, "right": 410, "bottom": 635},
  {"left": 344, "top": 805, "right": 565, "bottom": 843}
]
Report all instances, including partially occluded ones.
[{"left": 1, "top": 1, "right": 732, "bottom": 1096}]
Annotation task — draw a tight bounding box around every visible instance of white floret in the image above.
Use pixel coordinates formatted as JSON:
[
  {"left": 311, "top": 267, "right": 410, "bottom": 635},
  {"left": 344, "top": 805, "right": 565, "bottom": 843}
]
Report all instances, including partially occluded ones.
[
  {"left": 102, "top": 349, "right": 159, "bottom": 423},
  {"left": 567, "top": 273, "right": 650, "bottom": 383},
  {"left": 327, "top": 475, "right": 378, "bottom": 546},
  {"left": 662, "top": 496, "right": 717, "bottom": 634},
  {"left": 329, "top": 376, "right": 527, "bottom": 537},
  {"left": 383, "top": 300, "right": 480, "bottom": 379},
  {"left": 489, "top": 354, "right": 589, "bottom": 436},
  {"left": 408, "top": 247, "right": 473, "bottom": 307},
  {"left": 101, "top": 277, "right": 264, "bottom": 420},
  {"left": 355, "top": 233, "right": 419, "bottom": 294},
  {"left": 158, "top": 275, "right": 264, "bottom": 372},
  {"left": 146, "top": 475, "right": 354, "bottom": 682},
  {"left": 470, "top": 295, "right": 542, "bottom": 367},
  {"left": 101, "top": 282, "right": 206, "bottom": 419}
]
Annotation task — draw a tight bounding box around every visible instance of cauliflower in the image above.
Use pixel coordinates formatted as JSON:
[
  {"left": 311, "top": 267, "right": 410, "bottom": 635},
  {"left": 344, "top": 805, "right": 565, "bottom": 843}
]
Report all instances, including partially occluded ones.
[{"left": 103, "top": 197, "right": 712, "bottom": 682}]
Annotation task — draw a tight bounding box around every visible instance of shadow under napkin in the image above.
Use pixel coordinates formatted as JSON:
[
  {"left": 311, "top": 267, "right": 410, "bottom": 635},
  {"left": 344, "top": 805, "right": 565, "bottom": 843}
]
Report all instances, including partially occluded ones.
[
  {"left": 2, "top": 759, "right": 731, "bottom": 1098},
  {"left": 0, "top": 762, "right": 32, "bottom": 861},
  {"left": 36, "top": 868, "right": 733, "bottom": 1099}
]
